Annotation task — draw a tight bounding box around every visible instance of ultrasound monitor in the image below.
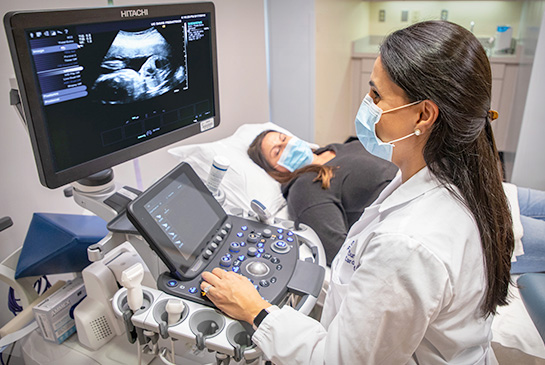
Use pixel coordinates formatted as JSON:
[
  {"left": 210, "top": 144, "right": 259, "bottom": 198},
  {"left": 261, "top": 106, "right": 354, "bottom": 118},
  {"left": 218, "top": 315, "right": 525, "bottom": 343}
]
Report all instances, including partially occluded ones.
[{"left": 4, "top": 3, "right": 219, "bottom": 189}]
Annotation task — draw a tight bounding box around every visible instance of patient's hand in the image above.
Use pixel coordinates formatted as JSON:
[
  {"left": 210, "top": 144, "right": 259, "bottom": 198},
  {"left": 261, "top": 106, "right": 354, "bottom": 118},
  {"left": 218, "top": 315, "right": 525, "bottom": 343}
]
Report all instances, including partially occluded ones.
[{"left": 201, "top": 268, "right": 270, "bottom": 324}]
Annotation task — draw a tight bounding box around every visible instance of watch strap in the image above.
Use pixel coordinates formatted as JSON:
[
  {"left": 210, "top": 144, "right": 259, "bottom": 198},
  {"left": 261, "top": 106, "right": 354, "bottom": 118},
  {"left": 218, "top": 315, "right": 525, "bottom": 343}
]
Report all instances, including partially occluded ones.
[{"left": 253, "top": 308, "right": 269, "bottom": 329}]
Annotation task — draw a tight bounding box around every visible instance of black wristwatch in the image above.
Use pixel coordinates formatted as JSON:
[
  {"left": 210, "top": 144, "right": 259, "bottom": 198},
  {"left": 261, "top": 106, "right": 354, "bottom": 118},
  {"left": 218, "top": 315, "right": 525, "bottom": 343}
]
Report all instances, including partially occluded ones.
[{"left": 253, "top": 308, "right": 269, "bottom": 329}]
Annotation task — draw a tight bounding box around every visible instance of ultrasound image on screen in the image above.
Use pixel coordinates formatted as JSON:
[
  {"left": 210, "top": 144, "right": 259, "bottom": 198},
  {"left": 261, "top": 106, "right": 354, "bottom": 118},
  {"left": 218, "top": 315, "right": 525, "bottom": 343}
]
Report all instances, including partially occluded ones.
[
  {"left": 26, "top": 13, "right": 215, "bottom": 174},
  {"left": 92, "top": 28, "right": 186, "bottom": 104}
]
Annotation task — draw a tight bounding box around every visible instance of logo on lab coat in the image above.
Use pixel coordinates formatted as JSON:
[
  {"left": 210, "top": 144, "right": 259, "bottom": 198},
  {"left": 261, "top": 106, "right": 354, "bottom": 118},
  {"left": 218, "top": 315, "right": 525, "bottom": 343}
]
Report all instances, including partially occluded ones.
[{"left": 344, "top": 240, "right": 359, "bottom": 271}]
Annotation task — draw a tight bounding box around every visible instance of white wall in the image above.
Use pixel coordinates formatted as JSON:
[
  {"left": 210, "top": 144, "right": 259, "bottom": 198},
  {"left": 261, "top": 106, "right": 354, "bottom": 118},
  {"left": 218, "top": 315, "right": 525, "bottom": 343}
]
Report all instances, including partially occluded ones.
[
  {"left": 0, "top": 0, "right": 269, "bottom": 329},
  {"left": 315, "top": 0, "right": 369, "bottom": 145},
  {"left": 511, "top": 9, "right": 545, "bottom": 190},
  {"left": 266, "top": 0, "right": 315, "bottom": 142},
  {"left": 368, "top": 1, "right": 523, "bottom": 38}
]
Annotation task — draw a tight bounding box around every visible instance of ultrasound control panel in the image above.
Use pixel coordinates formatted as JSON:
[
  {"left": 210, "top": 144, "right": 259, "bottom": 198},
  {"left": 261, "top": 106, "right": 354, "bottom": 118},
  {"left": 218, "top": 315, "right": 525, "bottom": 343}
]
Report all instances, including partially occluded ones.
[
  {"left": 157, "top": 215, "right": 299, "bottom": 307},
  {"left": 127, "top": 162, "right": 322, "bottom": 309}
]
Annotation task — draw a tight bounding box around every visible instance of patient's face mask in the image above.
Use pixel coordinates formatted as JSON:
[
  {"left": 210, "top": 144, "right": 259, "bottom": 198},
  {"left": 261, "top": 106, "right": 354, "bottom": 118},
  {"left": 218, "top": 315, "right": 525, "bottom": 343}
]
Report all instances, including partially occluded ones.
[
  {"left": 355, "top": 94, "right": 421, "bottom": 161},
  {"left": 277, "top": 137, "right": 314, "bottom": 172}
]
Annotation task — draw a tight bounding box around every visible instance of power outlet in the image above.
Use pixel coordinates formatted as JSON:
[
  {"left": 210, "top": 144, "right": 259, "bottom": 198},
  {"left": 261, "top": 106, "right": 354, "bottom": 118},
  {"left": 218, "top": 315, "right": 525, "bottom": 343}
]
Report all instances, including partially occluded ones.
[
  {"left": 401, "top": 10, "right": 408, "bottom": 22},
  {"left": 379, "top": 9, "right": 385, "bottom": 22},
  {"left": 441, "top": 9, "right": 448, "bottom": 21}
]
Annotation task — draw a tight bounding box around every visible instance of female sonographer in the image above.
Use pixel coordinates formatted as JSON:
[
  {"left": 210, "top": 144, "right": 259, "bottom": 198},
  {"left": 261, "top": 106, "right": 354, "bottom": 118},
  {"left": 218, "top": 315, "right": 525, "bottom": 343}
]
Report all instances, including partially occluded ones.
[{"left": 200, "top": 20, "right": 514, "bottom": 364}]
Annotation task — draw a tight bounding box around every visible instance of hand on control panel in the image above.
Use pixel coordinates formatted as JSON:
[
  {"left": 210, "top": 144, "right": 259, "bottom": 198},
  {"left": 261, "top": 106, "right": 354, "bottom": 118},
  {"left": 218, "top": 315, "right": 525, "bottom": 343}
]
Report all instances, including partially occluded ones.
[{"left": 201, "top": 267, "right": 270, "bottom": 325}]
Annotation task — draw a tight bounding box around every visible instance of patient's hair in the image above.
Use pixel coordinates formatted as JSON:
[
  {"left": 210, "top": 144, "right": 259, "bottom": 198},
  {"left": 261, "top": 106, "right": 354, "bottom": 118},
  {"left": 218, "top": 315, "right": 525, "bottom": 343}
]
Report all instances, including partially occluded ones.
[
  {"left": 248, "top": 130, "right": 336, "bottom": 189},
  {"left": 381, "top": 20, "right": 513, "bottom": 316}
]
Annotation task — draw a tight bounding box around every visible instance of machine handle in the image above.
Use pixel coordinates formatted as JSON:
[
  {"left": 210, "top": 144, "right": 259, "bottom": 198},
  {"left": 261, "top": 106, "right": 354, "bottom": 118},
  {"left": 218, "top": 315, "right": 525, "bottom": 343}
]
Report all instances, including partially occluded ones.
[
  {"left": 287, "top": 259, "right": 326, "bottom": 315},
  {"left": 0, "top": 216, "right": 13, "bottom": 232}
]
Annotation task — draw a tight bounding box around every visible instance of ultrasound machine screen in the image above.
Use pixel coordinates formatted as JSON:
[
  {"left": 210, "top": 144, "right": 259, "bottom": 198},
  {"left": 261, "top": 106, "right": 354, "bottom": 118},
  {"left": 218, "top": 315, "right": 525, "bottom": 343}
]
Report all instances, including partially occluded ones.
[{"left": 4, "top": 2, "right": 219, "bottom": 188}]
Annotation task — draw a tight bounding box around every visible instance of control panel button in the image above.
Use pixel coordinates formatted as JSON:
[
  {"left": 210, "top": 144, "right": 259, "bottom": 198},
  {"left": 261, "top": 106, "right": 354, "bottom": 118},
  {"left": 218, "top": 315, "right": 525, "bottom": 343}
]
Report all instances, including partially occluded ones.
[
  {"left": 167, "top": 280, "right": 178, "bottom": 287},
  {"left": 189, "top": 287, "right": 198, "bottom": 294},
  {"left": 241, "top": 225, "right": 248, "bottom": 231},
  {"left": 270, "top": 257, "right": 280, "bottom": 264},
  {"left": 232, "top": 266, "right": 240, "bottom": 273},
  {"left": 246, "top": 261, "right": 270, "bottom": 277},
  {"left": 208, "top": 242, "right": 219, "bottom": 251},
  {"left": 263, "top": 253, "right": 272, "bottom": 260},
  {"left": 262, "top": 228, "right": 272, "bottom": 238},
  {"left": 213, "top": 235, "right": 223, "bottom": 243},
  {"left": 259, "top": 280, "right": 270, "bottom": 287},
  {"left": 224, "top": 223, "right": 232, "bottom": 230},
  {"left": 276, "top": 264, "right": 283, "bottom": 271},
  {"left": 270, "top": 277, "right": 277, "bottom": 284}
]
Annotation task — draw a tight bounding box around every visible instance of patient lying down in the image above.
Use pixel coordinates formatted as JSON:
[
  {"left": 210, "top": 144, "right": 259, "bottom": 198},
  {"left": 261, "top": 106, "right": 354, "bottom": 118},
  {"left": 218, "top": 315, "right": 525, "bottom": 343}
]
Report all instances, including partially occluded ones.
[{"left": 247, "top": 130, "right": 398, "bottom": 265}]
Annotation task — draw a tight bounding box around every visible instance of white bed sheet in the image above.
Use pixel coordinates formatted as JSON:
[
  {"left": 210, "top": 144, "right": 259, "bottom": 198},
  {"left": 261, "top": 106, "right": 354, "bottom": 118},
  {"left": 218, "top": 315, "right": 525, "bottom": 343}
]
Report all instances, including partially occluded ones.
[{"left": 168, "top": 122, "right": 545, "bottom": 364}]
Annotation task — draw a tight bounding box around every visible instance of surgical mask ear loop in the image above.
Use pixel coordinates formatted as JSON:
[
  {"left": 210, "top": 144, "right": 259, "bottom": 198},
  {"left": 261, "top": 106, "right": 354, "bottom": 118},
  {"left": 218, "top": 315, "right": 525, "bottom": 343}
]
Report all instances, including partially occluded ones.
[{"left": 386, "top": 128, "right": 422, "bottom": 146}]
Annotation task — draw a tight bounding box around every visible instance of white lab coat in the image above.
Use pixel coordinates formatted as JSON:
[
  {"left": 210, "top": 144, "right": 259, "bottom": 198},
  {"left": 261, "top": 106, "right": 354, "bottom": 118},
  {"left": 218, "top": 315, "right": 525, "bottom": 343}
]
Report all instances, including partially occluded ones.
[{"left": 253, "top": 167, "right": 496, "bottom": 364}]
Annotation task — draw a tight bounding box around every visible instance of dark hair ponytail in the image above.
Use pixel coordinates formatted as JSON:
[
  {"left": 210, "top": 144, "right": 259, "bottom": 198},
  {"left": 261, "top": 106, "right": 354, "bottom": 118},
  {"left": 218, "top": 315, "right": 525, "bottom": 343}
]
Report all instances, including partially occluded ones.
[
  {"left": 248, "top": 130, "right": 336, "bottom": 189},
  {"left": 380, "top": 20, "right": 513, "bottom": 316}
]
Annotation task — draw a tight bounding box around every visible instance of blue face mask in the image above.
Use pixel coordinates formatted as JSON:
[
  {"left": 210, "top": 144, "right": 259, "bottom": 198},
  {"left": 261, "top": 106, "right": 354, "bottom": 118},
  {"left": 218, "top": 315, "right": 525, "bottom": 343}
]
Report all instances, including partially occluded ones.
[
  {"left": 355, "top": 94, "right": 421, "bottom": 161},
  {"left": 277, "top": 137, "right": 314, "bottom": 172}
]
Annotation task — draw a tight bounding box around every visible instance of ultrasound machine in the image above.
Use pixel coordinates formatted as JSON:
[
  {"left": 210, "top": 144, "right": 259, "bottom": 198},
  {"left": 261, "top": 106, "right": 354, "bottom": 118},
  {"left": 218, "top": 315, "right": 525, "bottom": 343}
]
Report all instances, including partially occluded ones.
[{"left": 3, "top": 2, "right": 325, "bottom": 364}]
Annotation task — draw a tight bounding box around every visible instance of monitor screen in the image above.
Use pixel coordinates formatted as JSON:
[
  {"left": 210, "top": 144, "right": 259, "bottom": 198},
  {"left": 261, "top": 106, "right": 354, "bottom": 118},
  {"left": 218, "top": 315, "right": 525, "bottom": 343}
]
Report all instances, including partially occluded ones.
[{"left": 4, "top": 3, "right": 219, "bottom": 188}]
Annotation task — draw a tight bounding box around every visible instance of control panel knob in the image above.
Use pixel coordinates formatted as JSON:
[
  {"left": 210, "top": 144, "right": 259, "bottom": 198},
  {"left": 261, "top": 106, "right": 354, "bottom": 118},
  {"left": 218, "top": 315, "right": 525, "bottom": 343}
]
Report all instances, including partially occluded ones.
[
  {"left": 271, "top": 240, "right": 290, "bottom": 254},
  {"left": 202, "top": 249, "right": 213, "bottom": 260},
  {"left": 247, "top": 247, "right": 258, "bottom": 257},
  {"left": 262, "top": 228, "right": 272, "bottom": 238},
  {"left": 220, "top": 255, "right": 232, "bottom": 267},
  {"left": 229, "top": 242, "right": 241, "bottom": 253},
  {"left": 247, "top": 233, "right": 258, "bottom": 244}
]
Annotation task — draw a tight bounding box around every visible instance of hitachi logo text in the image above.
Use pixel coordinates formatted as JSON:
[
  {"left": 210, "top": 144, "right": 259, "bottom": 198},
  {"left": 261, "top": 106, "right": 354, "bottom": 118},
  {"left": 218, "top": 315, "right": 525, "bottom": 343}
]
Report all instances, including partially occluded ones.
[{"left": 120, "top": 9, "right": 148, "bottom": 17}]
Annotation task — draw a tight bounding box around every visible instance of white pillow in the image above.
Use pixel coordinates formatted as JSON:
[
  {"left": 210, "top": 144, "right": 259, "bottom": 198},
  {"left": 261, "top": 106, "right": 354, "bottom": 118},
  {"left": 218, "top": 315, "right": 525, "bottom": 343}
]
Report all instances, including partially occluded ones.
[{"left": 168, "top": 122, "right": 292, "bottom": 216}]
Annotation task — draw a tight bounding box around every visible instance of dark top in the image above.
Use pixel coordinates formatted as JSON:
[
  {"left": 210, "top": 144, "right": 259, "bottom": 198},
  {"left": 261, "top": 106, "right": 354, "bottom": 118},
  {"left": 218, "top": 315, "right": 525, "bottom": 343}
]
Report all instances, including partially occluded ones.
[{"left": 282, "top": 140, "right": 398, "bottom": 265}]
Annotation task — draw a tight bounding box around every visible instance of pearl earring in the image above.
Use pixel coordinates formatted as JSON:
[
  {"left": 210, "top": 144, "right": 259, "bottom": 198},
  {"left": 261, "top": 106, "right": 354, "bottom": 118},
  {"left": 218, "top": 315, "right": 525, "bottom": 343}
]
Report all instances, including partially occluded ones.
[{"left": 414, "top": 129, "right": 422, "bottom": 136}]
